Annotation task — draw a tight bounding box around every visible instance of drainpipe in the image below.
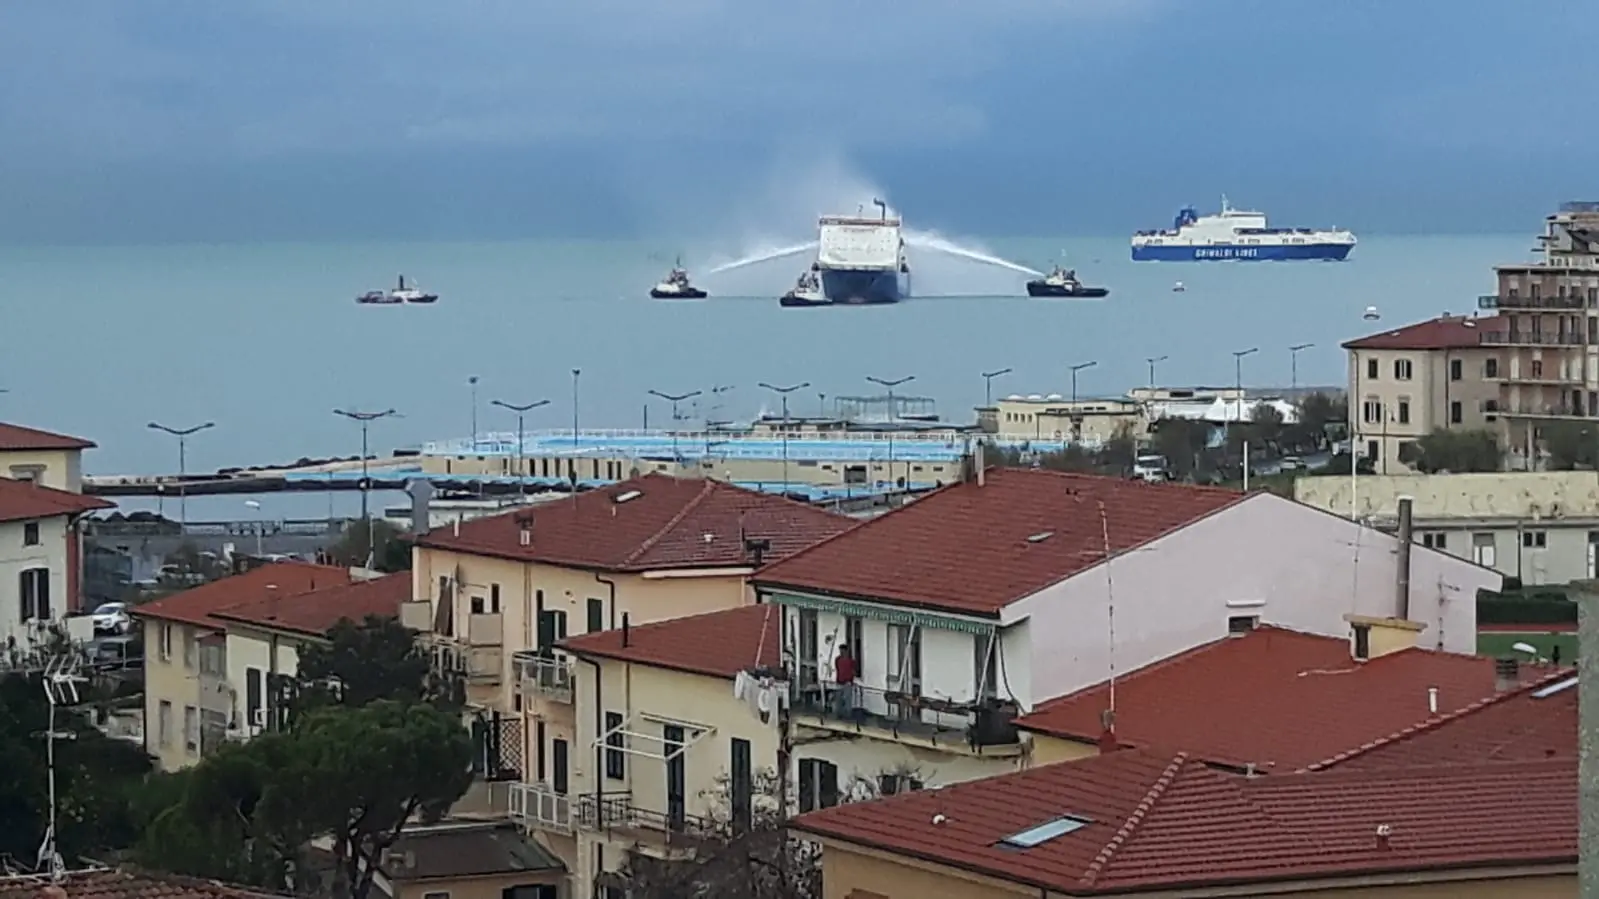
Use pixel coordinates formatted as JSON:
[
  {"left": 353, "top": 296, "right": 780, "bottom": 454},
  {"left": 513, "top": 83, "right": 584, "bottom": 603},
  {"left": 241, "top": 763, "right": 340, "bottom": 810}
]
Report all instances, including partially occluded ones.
[
  {"left": 583, "top": 651, "right": 605, "bottom": 838},
  {"left": 1577, "top": 583, "right": 1599, "bottom": 893},
  {"left": 1394, "top": 496, "right": 1414, "bottom": 620},
  {"left": 594, "top": 572, "right": 617, "bottom": 630}
]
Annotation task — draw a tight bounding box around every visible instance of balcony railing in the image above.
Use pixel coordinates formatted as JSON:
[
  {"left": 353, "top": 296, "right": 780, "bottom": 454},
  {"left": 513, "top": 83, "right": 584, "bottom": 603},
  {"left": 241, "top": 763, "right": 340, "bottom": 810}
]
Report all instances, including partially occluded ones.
[
  {"left": 428, "top": 643, "right": 503, "bottom": 684},
  {"left": 1491, "top": 404, "right": 1591, "bottom": 418},
  {"left": 513, "top": 651, "right": 574, "bottom": 703},
  {"left": 791, "top": 681, "right": 1022, "bottom": 754},
  {"left": 508, "top": 782, "right": 572, "bottom": 834},
  {"left": 399, "top": 600, "right": 432, "bottom": 632},
  {"left": 1492, "top": 368, "right": 1585, "bottom": 385},
  {"left": 576, "top": 791, "right": 730, "bottom": 843},
  {"left": 1479, "top": 331, "right": 1587, "bottom": 347},
  {"left": 1481, "top": 293, "right": 1588, "bottom": 310}
]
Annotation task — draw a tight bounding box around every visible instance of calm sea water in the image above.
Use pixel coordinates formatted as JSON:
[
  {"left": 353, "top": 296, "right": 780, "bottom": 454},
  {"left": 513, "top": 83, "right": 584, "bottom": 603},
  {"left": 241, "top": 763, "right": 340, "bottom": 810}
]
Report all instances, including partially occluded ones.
[{"left": 0, "top": 233, "right": 1529, "bottom": 519}]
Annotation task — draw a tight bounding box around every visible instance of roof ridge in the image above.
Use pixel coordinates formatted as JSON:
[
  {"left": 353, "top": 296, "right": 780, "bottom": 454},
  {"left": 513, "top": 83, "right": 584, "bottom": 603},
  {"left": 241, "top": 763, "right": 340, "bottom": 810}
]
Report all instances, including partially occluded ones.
[
  {"left": 1023, "top": 465, "right": 1243, "bottom": 500},
  {"left": 753, "top": 478, "right": 968, "bottom": 580},
  {"left": 1298, "top": 666, "right": 1575, "bottom": 773},
  {"left": 1079, "top": 751, "right": 1189, "bottom": 887},
  {"left": 622, "top": 479, "right": 719, "bottom": 567}
]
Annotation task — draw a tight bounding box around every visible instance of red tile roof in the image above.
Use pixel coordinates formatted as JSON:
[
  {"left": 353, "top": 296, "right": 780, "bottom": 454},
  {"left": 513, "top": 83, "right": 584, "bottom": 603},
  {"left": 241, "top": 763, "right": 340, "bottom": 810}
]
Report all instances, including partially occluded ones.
[
  {"left": 212, "top": 571, "right": 411, "bottom": 637},
  {"left": 1341, "top": 314, "right": 1502, "bottom": 351},
  {"left": 0, "top": 421, "right": 96, "bottom": 451},
  {"left": 0, "top": 477, "right": 112, "bottom": 524},
  {"left": 559, "top": 604, "right": 782, "bottom": 679},
  {"left": 131, "top": 562, "right": 353, "bottom": 629},
  {"left": 1012, "top": 627, "right": 1554, "bottom": 771},
  {"left": 0, "top": 869, "right": 289, "bottom": 899},
  {"left": 1307, "top": 669, "right": 1577, "bottom": 771},
  {"left": 792, "top": 748, "right": 1576, "bottom": 894},
  {"left": 754, "top": 468, "right": 1245, "bottom": 615},
  {"left": 415, "top": 474, "right": 853, "bottom": 572}
]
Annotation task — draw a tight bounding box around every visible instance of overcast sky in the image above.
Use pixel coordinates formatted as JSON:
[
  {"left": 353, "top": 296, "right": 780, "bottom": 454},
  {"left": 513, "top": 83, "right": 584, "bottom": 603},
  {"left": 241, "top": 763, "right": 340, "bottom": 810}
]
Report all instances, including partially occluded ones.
[{"left": 1, "top": 0, "right": 1593, "bottom": 242}]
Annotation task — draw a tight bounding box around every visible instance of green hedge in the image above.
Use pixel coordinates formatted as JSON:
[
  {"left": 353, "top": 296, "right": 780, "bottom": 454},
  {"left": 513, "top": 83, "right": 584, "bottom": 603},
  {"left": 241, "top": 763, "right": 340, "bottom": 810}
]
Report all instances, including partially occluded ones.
[{"left": 1478, "top": 596, "right": 1577, "bottom": 625}]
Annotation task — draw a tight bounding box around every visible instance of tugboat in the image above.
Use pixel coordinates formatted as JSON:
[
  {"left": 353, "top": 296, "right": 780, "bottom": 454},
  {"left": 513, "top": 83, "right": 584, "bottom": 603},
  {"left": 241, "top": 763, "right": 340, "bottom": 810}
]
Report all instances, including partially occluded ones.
[
  {"left": 359, "top": 275, "right": 437, "bottom": 305},
  {"left": 649, "top": 261, "right": 707, "bottom": 300},
  {"left": 779, "top": 269, "right": 829, "bottom": 307},
  {"left": 356, "top": 289, "right": 402, "bottom": 305},
  {"left": 1025, "top": 266, "right": 1109, "bottom": 299}
]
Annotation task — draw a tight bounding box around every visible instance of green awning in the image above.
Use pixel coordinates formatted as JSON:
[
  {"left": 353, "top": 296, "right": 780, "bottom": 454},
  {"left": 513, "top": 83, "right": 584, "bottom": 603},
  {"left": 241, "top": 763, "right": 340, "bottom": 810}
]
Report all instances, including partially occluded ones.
[{"left": 767, "top": 591, "right": 995, "bottom": 635}]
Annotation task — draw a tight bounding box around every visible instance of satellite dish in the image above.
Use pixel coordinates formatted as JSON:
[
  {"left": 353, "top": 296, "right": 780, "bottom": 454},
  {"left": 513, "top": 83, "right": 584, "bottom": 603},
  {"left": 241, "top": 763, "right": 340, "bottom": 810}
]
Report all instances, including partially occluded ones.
[
  {"left": 1511, "top": 642, "right": 1538, "bottom": 656},
  {"left": 1363, "top": 306, "right": 1380, "bottom": 321}
]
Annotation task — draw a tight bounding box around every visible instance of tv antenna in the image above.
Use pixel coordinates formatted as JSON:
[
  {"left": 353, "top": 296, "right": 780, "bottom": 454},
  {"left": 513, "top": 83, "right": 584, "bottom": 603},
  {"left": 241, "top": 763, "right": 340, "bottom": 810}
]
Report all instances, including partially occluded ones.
[{"left": 36, "top": 650, "right": 85, "bottom": 881}]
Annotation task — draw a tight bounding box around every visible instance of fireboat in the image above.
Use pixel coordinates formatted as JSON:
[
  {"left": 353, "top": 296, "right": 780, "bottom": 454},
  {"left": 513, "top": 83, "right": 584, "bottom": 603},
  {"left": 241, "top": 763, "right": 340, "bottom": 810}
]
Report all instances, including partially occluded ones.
[
  {"left": 650, "top": 261, "right": 707, "bottom": 300},
  {"left": 1025, "top": 266, "right": 1110, "bottom": 299}
]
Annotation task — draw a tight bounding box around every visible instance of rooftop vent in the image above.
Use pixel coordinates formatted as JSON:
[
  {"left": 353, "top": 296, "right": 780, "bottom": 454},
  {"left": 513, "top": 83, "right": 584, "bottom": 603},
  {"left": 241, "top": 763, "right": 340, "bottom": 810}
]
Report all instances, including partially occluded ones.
[
  {"left": 1533, "top": 676, "right": 1578, "bottom": 698},
  {"left": 1026, "top": 531, "right": 1054, "bottom": 544},
  {"left": 997, "top": 815, "right": 1092, "bottom": 849},
  {"left": 614, "top": 489, "right": 642, "bottom": 504}
]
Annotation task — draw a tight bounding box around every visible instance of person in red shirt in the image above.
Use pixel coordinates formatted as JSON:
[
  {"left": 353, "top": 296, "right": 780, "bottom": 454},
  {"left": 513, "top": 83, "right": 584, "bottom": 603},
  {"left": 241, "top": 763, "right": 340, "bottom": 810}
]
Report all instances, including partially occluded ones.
[{"left": 832, "top": 643, "right": 858, "bottom": 718}]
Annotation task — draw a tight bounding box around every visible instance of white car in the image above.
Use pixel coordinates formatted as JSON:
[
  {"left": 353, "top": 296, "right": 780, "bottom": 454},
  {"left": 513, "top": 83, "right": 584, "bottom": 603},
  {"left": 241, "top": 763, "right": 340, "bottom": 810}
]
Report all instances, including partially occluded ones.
[{"left": 90, "top": 602, "right": 131, "bottom": 634}]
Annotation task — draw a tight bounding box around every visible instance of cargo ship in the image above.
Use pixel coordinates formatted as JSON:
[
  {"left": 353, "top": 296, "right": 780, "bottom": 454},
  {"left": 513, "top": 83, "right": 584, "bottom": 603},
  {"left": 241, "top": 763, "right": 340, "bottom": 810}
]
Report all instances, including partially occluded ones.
[
  {"left": 782, "top": 200, "right": 910, "bottom": 306},
  {"left": 1130, "top": 196, "right": 1355, "bottom": 262}
]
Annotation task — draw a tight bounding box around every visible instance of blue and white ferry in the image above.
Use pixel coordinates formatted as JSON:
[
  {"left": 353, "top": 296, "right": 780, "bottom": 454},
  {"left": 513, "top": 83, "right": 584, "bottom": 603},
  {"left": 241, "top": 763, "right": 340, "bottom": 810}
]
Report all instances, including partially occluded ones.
[{"left": 1131, "top": 196, "right": 1355, "bottom": 262}]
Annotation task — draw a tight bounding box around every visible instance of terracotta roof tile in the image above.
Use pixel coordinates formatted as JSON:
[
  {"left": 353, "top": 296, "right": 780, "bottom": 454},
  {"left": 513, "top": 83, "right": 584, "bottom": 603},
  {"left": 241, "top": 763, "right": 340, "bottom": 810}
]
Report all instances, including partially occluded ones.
[
  {"left": 792, "top": 749, "right": 1576, "bottom": 894},
  {"left": 212, "top": 571, "right": 411, "bottom": 637},
  {"left": 0, "top": 868, "right": 287, "bottom": 899},
  {"left": 0, "top": 478, "right": 112, "bottom": 524},
  {"left": 415, "top": 474, "right": 852, "bottom": 572},
  {"left": 0, "top": 421, "right": 96, "bottom": 451},
  {"left": 559, "top": 604, "right": 781, "bottom": 679},
  {"left": 1013, "top": 628, "right": 1554, "bottom": 771},
  {"left": 1306, "top": 669, "right": 1577, "bottom": 771},
  {"left": 130, "top": 562, "right": 353, "bottom": 629},
  {"left": 754, "top": 468, "right": 1245, "bottom": 615},
  {"left": 1341, "top": 314, "right": 1502, "bottom": 351}
]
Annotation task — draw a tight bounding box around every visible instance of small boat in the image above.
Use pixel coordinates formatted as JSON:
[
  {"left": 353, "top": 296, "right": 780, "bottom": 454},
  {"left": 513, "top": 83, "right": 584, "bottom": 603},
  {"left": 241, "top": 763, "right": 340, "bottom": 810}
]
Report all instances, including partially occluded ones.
[
  {"left": 1172, "top": 281, "right": 1187, "bottom": 293},
  {"left": 1025, "top": 266, "right": 1109, "bottom": 299},
  {"left": 358, "top": 274, "right": 437, "bottom": 305},
  {"left": 779, "top": 269, "right": 831, "bottom": 307},
  {"left": 650, "top": 261, "right": 707, "bottom": 300},
  {"left": 356, "top": 290, "right": 401, "bottom": 305}
]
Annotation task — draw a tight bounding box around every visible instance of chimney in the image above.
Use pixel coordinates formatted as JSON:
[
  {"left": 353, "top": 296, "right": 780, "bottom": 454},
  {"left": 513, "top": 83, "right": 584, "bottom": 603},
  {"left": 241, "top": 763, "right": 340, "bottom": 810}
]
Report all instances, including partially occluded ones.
[
  {"left": 1375, "top": 823, "right": 1392, "bottom": 851},
  {"left": 1494, "top": 657, "right": 1519, "bottom": 692},
  {"left": 976, "top": 441, "right": 986, "bottom": 487},
  {"left": 744, "top": 537, "right": 770, "bottom": 567},
  {"left": 407, "top": 479, "right": 436, "bottom": 537},
  {"left": 1097, "top": 707, "right": 1118, "bottom": 752},
  {"left": 517, "top": 511, "right": 533, "bottom": 547},
  {"left": 621, "top": 612, "right": 631, "bottom": 648},
  {"left": 1394, "top": 495, "right": 1414, "bottom": 619},
  {"left": 1427, "top": 686, "right": 1439, "bottom": 715},
  {"left": 1576, "top": 582, "right": 1599, "bottom": 894},
  {"left": 1343, "top": 614, "right": 1426, "bottom": 659}
]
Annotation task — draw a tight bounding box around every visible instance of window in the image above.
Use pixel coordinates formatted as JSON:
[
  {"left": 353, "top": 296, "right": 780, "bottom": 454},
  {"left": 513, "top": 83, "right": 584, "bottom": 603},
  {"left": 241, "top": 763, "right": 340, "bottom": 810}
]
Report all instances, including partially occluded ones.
[
  {"left": 587, "top": 598, "right": 605, "bottom": 633},
  {"left": 1450, "top": 358, "right": 1463, "bottom": 381},
  {"left": 159, "top": 623, "right": 173, "bottom": 661},
  {"left": 844, "top": 615, "right": 864, "bottom": 674},
  {"left": 973, "top": 633, "right": 997, "bottom": 699},
  {"left": 730, "top": 738, "right": 753, "bottom": 832},
  {"left": 1473, "top": 533, "right": 1497, "bottom": 569},
  {"left": 1227, "top": 615, "right": 1258, "bottom": 635},
  {"left": 1396, "top": 400, "right": 1410, "bottom": 425},
  {"left": 490, "top": 583, "right": 501, "bottom": 613},
  {"left": 1352, "top": 625, "right": 1371, "bottom": 661},
  {"left": 1393, "top": 359, "right": 1413, "bottom": 380},
  {"left": 1362, "top": 399, "right": 1382, "bottom": 424},
  {"left": 22, "top": 522, "right": 39, "bottom": 546},
  {"left": 246, "top": 668, "right": 264, "bottom": 727},
  {"left": 1366, "top": 358, "right": 1379, "bottom": 379},
  {"left": 604, "top": 711, "right": 626, "bottom": 780},
  {"left": 1421, "top": 532, "right": 1448, "bottom": 550},
  {"left": 182, "top": 629, "right": 197, "bottom": 669},
  {"left": 1000, "top": 815, "right": 1092, "bottom": 848},
  {"left": 798, "top": 758, "right": 839, "bottom": 812},
  {"left": 8, "top": 465, "right": 43, "bottom": 483},
  {"left": 158, "top": 701, "right": 173, "bottom": 747},
  {"left": 1450, "top": 401, "right": 1463, "bottom": 424},
  {"left": 1485, "top": 358, "right": 1500, "bottom": 378},
  {"left": 877, "top": 773, "right": 923, "bottom": 795},
  {"left": 887, "top": 624, "right": 922, "bottom": 695},
  {"left": 552, "top": 738, "right": 569, "bottom": 794},
  {"left": 1523, "top": 530, "right": 1548, "bottom": 548},
  {"left": 535, "top": 721, "right": 546, "bottom": 782},
  {"left": 1365, "top": 440, "right": 1378, "bottom": 461},
  {"left": 471, "top": 595, "right": 485, "bottom": 614},
  {"left": 1532, "top": 360, "right": 1545, "bottom": 379},
  {"left": 422, "top": 892, "right": 450, "bottom": 899},
  {"left": 199, "top": 642, "right": 226, "bottom": 676},
  {"left": 18, "top": 568, "right": 50, "bottom": 621},
  {"left": 184, "top": 705, "right": 199, "bottom": 753},
  {"left": 536, "top": 609, "right": 567, "bottom": 653}
]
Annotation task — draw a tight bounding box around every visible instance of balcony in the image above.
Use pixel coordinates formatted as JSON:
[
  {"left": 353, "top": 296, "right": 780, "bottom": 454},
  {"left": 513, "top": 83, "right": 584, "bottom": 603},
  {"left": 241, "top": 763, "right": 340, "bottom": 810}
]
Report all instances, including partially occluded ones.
[
  {"left": 399, "top": 600, "right": 432, "bottom": 632},
  {"left": 428, "top": 642, "right": 504, "bottom": 685},
  {"left": 576, "top": 791, "right": 730, "bottom": 847},
  {"left": 1491, "top": 404, "right": 1591, "bottom": 419},
  {"left": 1480, "top": 293, "right": 1587, "bottom": 311},
  {"left": 1479, "top": 331, "right": 1586, "bottom": 347},
  {"left": 791, "top": 682, "right": 1023, "bottom": 757},
  {"left": 513, "top": 651, "right": 574, "bottom": 704},
  {"left": 508, "top": 782, "right": 572, "bottom": 835}
]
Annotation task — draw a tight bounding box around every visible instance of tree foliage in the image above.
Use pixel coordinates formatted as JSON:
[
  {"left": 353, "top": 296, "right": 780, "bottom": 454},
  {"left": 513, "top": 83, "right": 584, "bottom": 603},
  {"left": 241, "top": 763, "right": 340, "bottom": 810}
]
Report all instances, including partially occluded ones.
[
  {"left": 1398, "top": 428, "right": 1502, "bottom": 473},
  {"left": 1541, "top": 421, "right": 1599, "bottom": 470},
  {"left": 328, "top": 519, "right": 411, "bottom": 573},
  {"left": 280, "top": 615, "right": 463, "bottom": 723}
]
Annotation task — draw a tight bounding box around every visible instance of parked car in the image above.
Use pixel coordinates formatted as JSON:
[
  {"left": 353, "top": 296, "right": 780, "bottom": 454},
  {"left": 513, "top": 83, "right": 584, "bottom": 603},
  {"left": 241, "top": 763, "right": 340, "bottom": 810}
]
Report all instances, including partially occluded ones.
[{"left": 90, "top": 602, "right": 131, "bottom": 634}]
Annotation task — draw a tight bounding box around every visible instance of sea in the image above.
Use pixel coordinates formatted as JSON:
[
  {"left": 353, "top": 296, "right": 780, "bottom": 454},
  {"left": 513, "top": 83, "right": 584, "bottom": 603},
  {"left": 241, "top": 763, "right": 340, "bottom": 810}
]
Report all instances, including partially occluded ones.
[{"left": 0, "top": 232, "right": 1529, "bottom": 520}]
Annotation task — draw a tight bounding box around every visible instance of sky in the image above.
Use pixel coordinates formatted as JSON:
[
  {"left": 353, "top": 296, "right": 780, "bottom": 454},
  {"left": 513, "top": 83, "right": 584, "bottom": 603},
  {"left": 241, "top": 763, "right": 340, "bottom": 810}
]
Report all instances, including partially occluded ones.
[{"left": 1, "top": 0, "right": 1595, "bottom": 243}]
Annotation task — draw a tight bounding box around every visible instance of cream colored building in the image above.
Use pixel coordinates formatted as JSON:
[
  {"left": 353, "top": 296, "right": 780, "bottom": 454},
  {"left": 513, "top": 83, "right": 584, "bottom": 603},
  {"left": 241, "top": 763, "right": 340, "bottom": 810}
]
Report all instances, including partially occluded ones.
[
  {"left": 0, "top": 421, "right": 94, "bottom": 492},
  {"left": 1342, "top": 314, "right": 1503, "bottom": 474},
  {"left": 1296, "top": 470, "right": 1599, "bottom": 585},
  {"left": 377, "top": 820, "right": 565, "bottom": 899},
  {"left": 131, "top": 562, "right": 356, "bottom": 771},
  {"left": 977, "top": 395, "right": 1145, "bottom": 446},
  {"left": 0, "top": 478, "right": 109, "bottom": 658}
]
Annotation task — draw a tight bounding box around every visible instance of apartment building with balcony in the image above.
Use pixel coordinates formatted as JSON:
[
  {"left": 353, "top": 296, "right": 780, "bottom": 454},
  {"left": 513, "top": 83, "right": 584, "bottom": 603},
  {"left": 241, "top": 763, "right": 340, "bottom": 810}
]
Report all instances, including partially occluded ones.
[
  {"left": 0, "top": 477, "right": 110, "bottom": 663},
  {"left": 131, "top": 561, "right": 356, "bottom": 771},
  {"left": 749, "top": 466, "right": 1499, "bottom": 796},
  {"left": 1343, "top": 314, "right": 1503, "bottom": 474},
  {"left": 404, "top": 475, "right": 851, "bottom": 838}
]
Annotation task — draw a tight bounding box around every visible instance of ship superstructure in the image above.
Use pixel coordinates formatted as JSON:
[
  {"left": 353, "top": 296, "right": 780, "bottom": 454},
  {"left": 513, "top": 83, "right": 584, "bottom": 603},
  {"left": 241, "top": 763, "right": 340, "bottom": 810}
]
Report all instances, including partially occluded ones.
[
  {"left": 1131, "top": 196, "right": 1355, "bottom": 262},
  {"left": 798, "top": 199, "right": 910, "bottom": 305}
]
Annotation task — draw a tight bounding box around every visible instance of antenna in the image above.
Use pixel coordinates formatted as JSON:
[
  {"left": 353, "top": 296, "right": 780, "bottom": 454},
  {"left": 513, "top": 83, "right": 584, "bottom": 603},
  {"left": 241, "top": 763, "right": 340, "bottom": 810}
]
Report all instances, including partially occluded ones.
[
  {"left": 1098, "top": 501, "right": 1117, "bottom": 720},
  {"left": 38, "top": 648, "right": 84, "bottom": 882}
]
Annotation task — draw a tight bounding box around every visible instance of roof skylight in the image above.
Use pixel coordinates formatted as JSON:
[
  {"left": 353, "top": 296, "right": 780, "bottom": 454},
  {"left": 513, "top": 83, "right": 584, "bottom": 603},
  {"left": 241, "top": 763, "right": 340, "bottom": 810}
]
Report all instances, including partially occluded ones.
[
  {"left": 1026, "top": 531, "right": 1055, "bottom": 544},
  {"left": 997, "top": 815, "right": 1091, "bottom": 848},
  {"left": 614, "top": 490, "right": 643, "bottom": 504}
]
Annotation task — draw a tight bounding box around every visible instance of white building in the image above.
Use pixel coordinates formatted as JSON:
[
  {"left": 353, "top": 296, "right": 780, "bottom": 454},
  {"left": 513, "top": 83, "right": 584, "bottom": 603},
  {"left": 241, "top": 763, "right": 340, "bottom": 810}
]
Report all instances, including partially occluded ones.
[
  {"left": 0, "top": 477, "right": 110, "bottom": 660},
  {"left": 751, "top": 465, "right": 1499, "bottom": 800}
]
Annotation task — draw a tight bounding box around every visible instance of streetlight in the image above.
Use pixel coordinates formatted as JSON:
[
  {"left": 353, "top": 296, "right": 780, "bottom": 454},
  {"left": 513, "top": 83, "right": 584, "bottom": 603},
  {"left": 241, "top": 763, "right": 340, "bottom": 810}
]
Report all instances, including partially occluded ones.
[
  {"left": 708, "top": 384, "right": 736, "bottom": 428},
  {"left": 1146, "top": 355, "right": 1169, "bottom": 388},
  {"left": 867, "top": 375, "right": 915, "bottom": 489},
  {"left": 1231, "top": 348, "right": 1259, "bottom": 424},
  {"left": 981, "top": 368, "right": 1013, "bottom": 407},
  {"left": 570, "top": 369, "right": 581, "bottom": 452},
  {"left": 1068, "top": 361, "right": 1097, "bottom": 404},
  {"left": 468, "top": 376, "right": 480, "bottom": 450},
  {"left": 649, "top": 389, "right": 703, "bottom": 462},
  {"left": 333, "top": 408, "right": 397, "bottom": 566},
  {"left": 244, "top": 500, "right": 264, "bottom": 556},
  {"left": 492, "top": 399, "right": 550, "bottom": 499},
  {"left": 1288, "top": 343, "right": 1314, "bottom": 394},
  {"left": 760, "top": 382, "right": 811, "bottom": 488},
  {"left": 147, "top": 421, "right": 215, "bottom": 529}
]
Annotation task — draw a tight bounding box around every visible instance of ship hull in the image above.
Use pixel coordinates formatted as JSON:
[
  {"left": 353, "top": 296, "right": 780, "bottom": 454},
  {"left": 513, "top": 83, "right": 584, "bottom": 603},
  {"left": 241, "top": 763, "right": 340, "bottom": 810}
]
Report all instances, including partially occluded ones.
[
  {"left": 816, "top": 269, "right": 906, "bottom": 305},
  {"left": 1131, "top": 242, "right": 1354, "bottom": 262},
  {"left": 650, "top": 287, "right": 707, "bottom": 299},
  {"left": 1027, "top": 282, "right": 1109, "bottom": 298}
]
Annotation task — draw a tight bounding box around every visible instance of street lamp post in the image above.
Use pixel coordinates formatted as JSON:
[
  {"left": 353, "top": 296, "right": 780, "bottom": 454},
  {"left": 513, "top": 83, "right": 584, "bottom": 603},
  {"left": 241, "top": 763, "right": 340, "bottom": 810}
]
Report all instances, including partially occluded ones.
[
  {"left": 468, "top": 376, "right": 480, "bottom": 450},
  {"left": 492, "top": 399, "right": 550, "bottom": 500},
  {"left": 1231, "top": 348, "right": 1259, "bottom": 425},
  {"left": 333, "top": 408, "right": 397, "bottom": 565},
  {"left": 867, "top": 375, "right": 915, "bottom": 488},
  {"left": 1068, "top": 361, "right": 1098, "bottom": 404},
  {"left": 649, "top": 389, "right": 703, "bottom": 462},
  {"left": 981, "top": 368, "right": 1013, "bottom": 407},
  {"left": 760, "top": 381, "right": 811, "bottom": 489},
  {"left": 1146, "top": 355, "right": 1169, "bottom": 388},
  {"left": 147, "top": 421, "right": 215, "bottom": 529},
  {"left": 571, "top": 369, "right": 581, "bottom": 451},
  {"left": 1289, "top": 343, "right": 1314, "bottom": 394}
]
